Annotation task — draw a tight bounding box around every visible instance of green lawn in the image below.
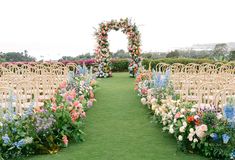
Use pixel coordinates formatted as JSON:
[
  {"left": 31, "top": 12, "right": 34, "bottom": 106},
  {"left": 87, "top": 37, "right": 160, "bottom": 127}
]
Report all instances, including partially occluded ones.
[{"left": 28, "top": 72, "right": 206, "bottom": 160}]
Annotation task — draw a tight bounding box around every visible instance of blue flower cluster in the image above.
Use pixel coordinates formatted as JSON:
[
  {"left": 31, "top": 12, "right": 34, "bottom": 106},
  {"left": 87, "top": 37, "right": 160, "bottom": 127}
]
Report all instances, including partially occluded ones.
[
  {"left": 210, "top": 133, "right": 231, "bottom": 144},
  {"left": 77, "top": 64, "right": 88, "bottom": 76},
  {"left": 152, "top": 69, "right": 170, "bottom": 89},
  {"left": 13, "top": 139, "right": 25, "bottom": 149},
  {"left": 2, "top": 134, "right": 10, "bottom": 144}
]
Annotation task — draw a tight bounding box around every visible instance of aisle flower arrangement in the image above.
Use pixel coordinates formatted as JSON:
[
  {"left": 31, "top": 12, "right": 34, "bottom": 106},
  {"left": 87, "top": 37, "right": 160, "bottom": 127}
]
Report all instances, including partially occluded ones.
[
  {"left": 0, "top": 67, "right": 97, "bottom": 160},
  {"left": 135, "top": 69, "right": 235, "bottom": 160}
]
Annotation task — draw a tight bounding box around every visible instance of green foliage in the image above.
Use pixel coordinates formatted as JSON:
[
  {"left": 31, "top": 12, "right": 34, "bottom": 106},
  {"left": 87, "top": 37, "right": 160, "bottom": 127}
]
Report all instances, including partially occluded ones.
[
  {"left": 111, "top": 59, "right": 129, "bottom": 72},
  {"left": 166, "top": 50, "right": 180, "bottom": 58},
  {"left": 0, "top": 51, "right": 36, "bottom": 62},
  {"left": 142, "top": 58, "right": 215, "bottom": 69},
  {"left": 213, "top": 43, "right": 229, "bottom": 56},
  {"left": 229, "top": 51, "right": 235, "bottom": 61}
]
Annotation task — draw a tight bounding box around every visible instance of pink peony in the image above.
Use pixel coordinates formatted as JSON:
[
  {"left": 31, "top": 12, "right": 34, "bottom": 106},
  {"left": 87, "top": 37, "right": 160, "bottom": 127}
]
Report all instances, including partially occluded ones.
[
  {"left": 51, "top": 105, "right": 57, "bottom": 112},
  {"left": 73, "top": 101, "right": 80, "bottom": 108},
  {"left": 174, "top": 112, "right": 181, "bottom": 119},
  {"left": 195, "top": 124, "right": 208, "bottom": 139},
  {"left": 79, "top": 95, "right": 85, "bottom": 101},
  {"left": 87, "top": 100, "right": 93, "bottom": 108},
  {"left": 70, "top": 110, "right": 79, "bottom": 122},
  {"left": 89, "top": 90, "right": 95, "bottom": 99},
  {"left": 62, "top": 135, "right": 68, "bottom": 146},
  {"left": 70, "top": 89, "right": 76, "bottom": 99},
  {"left": 59, "top": 81, "right": 67, "bottom": 89},
  {"left": 80, "top": 111, "right": 86, "bottom": 118}
]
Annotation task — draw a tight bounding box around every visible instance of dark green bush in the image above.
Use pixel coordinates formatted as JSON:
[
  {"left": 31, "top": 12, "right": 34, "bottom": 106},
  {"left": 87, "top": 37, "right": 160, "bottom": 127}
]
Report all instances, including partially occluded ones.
[{"left": 111, "top": 59, "right": 129, "bottom": 72}]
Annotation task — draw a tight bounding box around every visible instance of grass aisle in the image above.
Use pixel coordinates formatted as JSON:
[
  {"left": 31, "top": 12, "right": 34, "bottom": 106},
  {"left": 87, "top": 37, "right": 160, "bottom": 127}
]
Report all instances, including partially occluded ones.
[{"left": 30, "top": 72, "right": 206, "bottom": 160}]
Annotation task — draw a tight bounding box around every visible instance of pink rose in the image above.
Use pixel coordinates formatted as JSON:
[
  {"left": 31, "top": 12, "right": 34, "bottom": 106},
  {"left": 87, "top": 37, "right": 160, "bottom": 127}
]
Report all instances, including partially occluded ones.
[
  {"left": 174, "top": 112, "right": 181, "bottom": 119},
  {"left": 62, "top": 135, "right": 68, "bottom": 146},
  {"left": 51, "top": 105, "right": 57, "bottom": 112},
  {"left": 59, "top": 81, "right": 67, "bottom": 89}
]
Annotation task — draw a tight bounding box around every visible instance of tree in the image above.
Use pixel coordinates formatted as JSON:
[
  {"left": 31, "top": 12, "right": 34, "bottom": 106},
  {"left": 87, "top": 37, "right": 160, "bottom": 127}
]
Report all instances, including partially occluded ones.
[
  {"left": 1, "top": 52, "right": 36, "bottom": 62},
  {"left": 229, "top": 50, "right": 235, "bottom": 61},
  {"left": 166, "top": 50, "right": 180, "bottom": 58},
  {"left": 213, "top": 43, "right": 229, "bottom": 57}
]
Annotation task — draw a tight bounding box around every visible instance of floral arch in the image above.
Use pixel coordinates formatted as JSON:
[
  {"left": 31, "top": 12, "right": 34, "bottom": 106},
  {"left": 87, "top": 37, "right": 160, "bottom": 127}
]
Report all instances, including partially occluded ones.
[{"left": 95, "top": 18, "right": 142, "bottom": 78}]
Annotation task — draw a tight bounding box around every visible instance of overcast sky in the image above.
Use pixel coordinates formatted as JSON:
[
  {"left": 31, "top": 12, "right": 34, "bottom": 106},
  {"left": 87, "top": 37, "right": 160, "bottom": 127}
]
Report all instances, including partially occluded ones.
[{"left": 0, "top": 0, "right": 235, "bottom": 60}]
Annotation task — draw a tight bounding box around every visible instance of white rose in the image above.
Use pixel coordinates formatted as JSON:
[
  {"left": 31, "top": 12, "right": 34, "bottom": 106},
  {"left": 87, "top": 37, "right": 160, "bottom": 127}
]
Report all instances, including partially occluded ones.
[
  {"left": 179, "top": 126, "right": 185, "bottom": 133},
  {"left": 189, "top": 128, "right": 194, "bottom": 133},
  {"left": 191, "top": 108, "right": 196, "bottom": 113},
  {"left": 169, "top": 128, "right": 174, "bottom": 134},
  {"left": 151, "top": 98, "right": 156, "bottom": 104},
  {"left": 193, "top": 138, "right": 198, "bottom": 143},
  {"left": 183, "top": 121, "right": 187, "bottom": 127},
  {"left": 216, "top": 113, "right": 223, "bottom": 120},
  {"left": 180, "top": 108, "right": 185, "bottom": 113},
  {"left": 141, "top": 98, "right": 147, "bottom": 105},
  {"left": 178, "top": 135, "right": 183, "bottom": 141},
  {"left": 187, "top": 133, "right": 194, "bottom": 141},
  {"left": 151, "top": 104, "right": 157, "bottom": 111}
]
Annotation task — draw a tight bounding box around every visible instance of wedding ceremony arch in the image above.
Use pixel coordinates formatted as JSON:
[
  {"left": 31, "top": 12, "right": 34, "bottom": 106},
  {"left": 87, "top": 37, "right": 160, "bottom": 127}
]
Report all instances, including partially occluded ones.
[{"left": 95, "top": 18, "right": 142, "bottom": 78}]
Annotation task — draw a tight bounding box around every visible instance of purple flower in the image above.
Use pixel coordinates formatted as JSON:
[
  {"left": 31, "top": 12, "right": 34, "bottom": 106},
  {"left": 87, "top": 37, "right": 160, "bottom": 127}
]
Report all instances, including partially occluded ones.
[{"left": 222, "top": 134, "right": 230, "bottom": 144}]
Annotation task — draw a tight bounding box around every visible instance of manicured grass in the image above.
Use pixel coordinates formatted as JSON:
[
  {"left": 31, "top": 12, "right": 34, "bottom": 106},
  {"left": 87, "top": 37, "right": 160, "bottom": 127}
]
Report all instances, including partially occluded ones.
[{"left": 28, "top": 72, "right": 206, "bottom": 160}]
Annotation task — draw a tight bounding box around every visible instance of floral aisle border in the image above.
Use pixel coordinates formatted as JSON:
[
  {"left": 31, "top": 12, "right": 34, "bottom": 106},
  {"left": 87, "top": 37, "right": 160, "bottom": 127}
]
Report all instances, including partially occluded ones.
[
  {"left": 0, "top": 65, "right": 97, "bottom": 159},
  {"left": 135, "top": 69, "right": 235, "bottom": 160},
  {"left": 95, "top": 18, "right": 142, "bottom": 78}
]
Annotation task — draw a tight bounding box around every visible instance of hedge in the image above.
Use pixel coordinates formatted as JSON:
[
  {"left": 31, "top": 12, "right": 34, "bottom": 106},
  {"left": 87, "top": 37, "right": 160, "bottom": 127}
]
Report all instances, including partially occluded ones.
[
  {"left": 141, "top": 58, "right": 216, "bottom": 70},
  {"left": 111, "top": 59, "right": 129, "bottom": 72},
  {"left": 109, "top": 58, "right": 218, "bottom": 72}
]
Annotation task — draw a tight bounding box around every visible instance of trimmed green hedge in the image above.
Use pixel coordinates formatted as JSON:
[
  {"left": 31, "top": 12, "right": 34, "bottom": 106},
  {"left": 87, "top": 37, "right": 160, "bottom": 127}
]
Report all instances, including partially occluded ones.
[
  {"left": 111, "top": 59, "right": 129, "bottom": 72},
  {"left": 142, "top": 58, "right": 215, "bottom": 69},
  {"left": 110, "top": 58, "right": 219, "bottom": 72}
]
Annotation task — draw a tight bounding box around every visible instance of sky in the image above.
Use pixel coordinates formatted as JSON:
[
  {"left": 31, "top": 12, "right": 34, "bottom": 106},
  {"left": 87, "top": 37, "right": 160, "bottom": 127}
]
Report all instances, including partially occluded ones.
[{"left": 0, "top": 0, "right": 235, "bottom": 60}]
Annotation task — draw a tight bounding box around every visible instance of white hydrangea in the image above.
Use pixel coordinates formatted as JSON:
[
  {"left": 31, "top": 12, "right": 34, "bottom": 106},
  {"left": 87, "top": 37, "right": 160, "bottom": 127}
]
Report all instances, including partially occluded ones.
[{"left": 178, "top": 135, "right": 183, "bottom": 141}]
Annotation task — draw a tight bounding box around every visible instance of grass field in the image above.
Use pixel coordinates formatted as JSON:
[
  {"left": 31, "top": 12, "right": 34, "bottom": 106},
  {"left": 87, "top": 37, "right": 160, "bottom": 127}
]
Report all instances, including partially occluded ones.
[{"left": 29, "top": 72, "right": 206, "bottom": 160}]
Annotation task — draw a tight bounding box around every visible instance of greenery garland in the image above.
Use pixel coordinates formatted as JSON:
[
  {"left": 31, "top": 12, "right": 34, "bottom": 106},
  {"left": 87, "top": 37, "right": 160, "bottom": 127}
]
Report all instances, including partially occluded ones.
[{"left": 95, "top": 18, "right": 142, "bottom": 78}]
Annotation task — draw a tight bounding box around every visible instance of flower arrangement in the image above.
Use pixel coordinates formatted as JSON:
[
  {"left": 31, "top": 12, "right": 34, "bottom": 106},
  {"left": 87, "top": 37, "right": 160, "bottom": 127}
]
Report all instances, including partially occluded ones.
[
  {"left": 95, "top": 18, "right": 142, "bottom": 78},
  {"left": 135, "top": 69, "right": 235, "bottom": 159},
  {"left": 0, "top": 68, "right": 97, "bottom": 159}
]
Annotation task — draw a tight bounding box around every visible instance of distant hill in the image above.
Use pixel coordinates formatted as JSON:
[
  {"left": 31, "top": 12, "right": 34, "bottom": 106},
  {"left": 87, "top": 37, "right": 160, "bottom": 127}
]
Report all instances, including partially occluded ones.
[{"left": 191, "top": 42, "right": 235, "bottom": 51}]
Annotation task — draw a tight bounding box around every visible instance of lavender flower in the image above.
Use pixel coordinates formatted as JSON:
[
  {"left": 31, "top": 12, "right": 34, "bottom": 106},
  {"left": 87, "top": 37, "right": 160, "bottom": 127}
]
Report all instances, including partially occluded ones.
[{"left": 35, "top": 114, "right": 56, "bottom": 133}]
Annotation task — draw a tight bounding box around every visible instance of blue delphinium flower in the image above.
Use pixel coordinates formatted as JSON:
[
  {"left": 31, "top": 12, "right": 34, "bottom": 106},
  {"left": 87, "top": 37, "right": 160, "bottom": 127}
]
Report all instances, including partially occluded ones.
[
  {"left": 222, "top": 133, "right": 230, "bottom": 144},
  {"left": 13, "top": 139, "right": 25, "bottom": 149},
  {"left": 161, "top": 69, "right": 170, "bottom": 87},
  {"left": 2, "top": 134, "right": 11, "bottom": 144},
  {"left": 210, "top": 133, "right": 219, "bottom": 142}
]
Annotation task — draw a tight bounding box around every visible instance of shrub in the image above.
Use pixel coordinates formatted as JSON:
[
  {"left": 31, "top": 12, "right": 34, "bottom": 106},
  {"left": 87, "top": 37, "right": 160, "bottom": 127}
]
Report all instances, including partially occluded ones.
[{"left": 111, "top": 59, "right": 129, "bottom": 72}]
